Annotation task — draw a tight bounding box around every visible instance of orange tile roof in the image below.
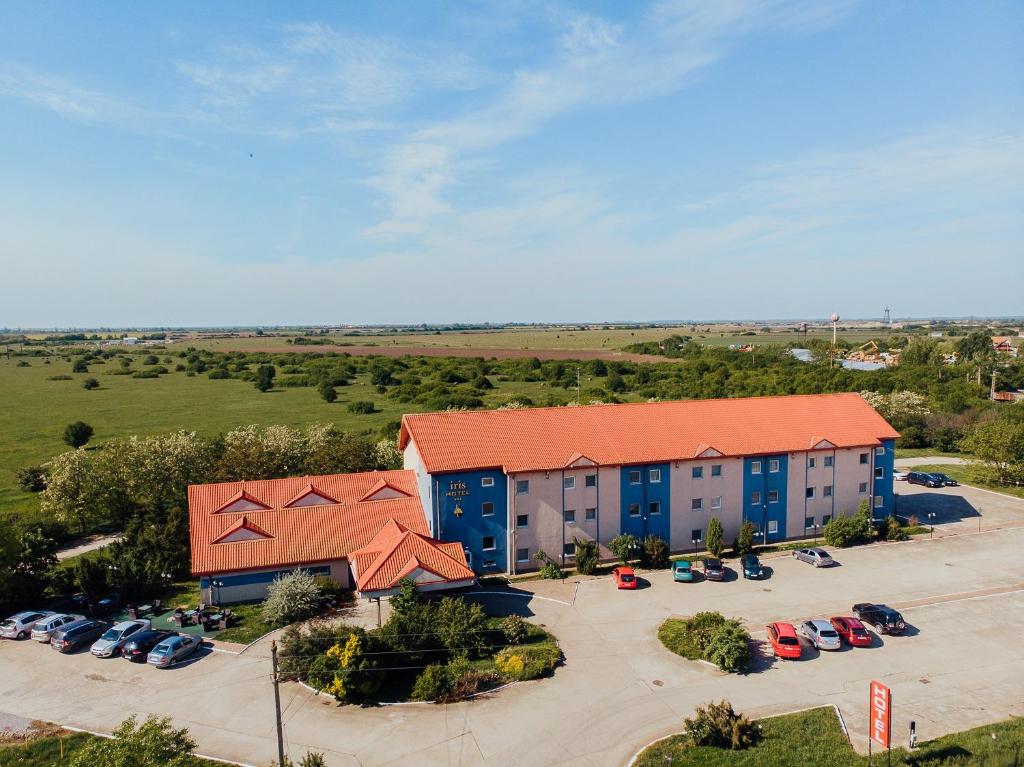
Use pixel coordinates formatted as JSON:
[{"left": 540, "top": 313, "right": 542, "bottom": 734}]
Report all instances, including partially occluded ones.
[
  {"left": 399, "top": 393, "right": 899, "bottom": 474},
  {"left": 189, "top": 470, "right": 428, "bottom": 576},
  {"left": 350, "top": 520, "right": 474, "bottom": 594}
]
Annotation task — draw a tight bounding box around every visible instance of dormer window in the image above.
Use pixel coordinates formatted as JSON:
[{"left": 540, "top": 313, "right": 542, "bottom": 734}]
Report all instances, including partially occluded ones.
[{"left": 214, "top": 490, "right": 271, "bottom": 514}]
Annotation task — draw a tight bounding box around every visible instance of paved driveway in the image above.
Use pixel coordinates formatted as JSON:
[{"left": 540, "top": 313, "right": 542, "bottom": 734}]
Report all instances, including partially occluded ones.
[
  {"left": 3, "top": 523, "right": 1024, "bottom": 766},
  {"left": 895, "top": 477, "right": 1024, "bottom": 535}
]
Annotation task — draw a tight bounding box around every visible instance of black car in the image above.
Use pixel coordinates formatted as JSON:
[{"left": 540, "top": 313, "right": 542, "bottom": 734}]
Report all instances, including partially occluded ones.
[
  {"left": 703, "top": 558, "right": 726, "bottom": 581},
  {"left": 50, "top": 619, "right": 109, "bottom": 653},
  {"left": 852, "top": 603, "right": 906, "bottom": 634},
  {"left": 907, "top": 471, "right": 943, "bottom": 488},
  {"left": 929, "top": 472, "right": 959, "bottom": 487},
  {"left": 122, "top": 629, "right": 177, "bottom": 662}
]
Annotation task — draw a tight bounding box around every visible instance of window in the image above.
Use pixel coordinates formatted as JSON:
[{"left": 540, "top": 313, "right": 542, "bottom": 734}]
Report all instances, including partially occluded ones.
[
  {"left": 876, "top": 446, "right": 885, "bottom": 456},
  {"left": 585, "top": 474, "right": 597, "bottom": 488},
  {"left": 823, "top": 514, "right": 832, "bottom": 525},
  {"left": 751, "top": 460, "right": 762, "bottom": 475},
  {"left": 691, "top": 529, "right": 702, "bottom": 543},
  {"left": 751, "top": 491, "right": 762, "bottom": 505},
  {"left": 769, "top": 459, "right": 780, "bottom": 473},
  {"left": 874, "top": 496, "right": 884, "bottom": 508},
  {"left": 805, "top": 516, "right": 815, "bottom": 529},
  {"left": 483, "top": 560, "right": 496, "bottom": 568},
  {"left": 482, "top": 476, "right": 495, "bottom": 487},
  {"left": 628, "top": 503, "right": 641, "bottom": 517},
  {"left": 859, "top": 482, "right": 868, "bottom": 494},
  {"left": 649, "top": 501, "right": 661, "bottom": 515},
  {"left": 516, "top": 480, "right": 529, "bottom": 495},
  {"left": 563, "top": 509, "right": 576, "bottom": 523},
  {"left": 824, "top": 456, "right": 834, "bottom": 468},
  {"left": 563, "top": 542, "right": 576, "bottom": 557},
  {"left": 692, "top": 466, "right": 703, "bottom": 479},
  {"left": 691, "top": 498, "right": 702, "bottom": 511},
  {"left": 768, "top": 490, "right": 779, "bottom": 503},
  {"left": 516, "top": 514, "right": 529, "bottom": 528},
  {"left": 824, "top": 485, "right": 833, "bottom": 498},
  {"left": 563, "top": 476, "right": 576, "bottom": 490},
  {"left": 585, "top": 507, "right": 597, "bottom": 521},
  {"left": 629, "top": 470, "right": 641, "bottom": 485},
  {"left": 711, "top": 464, "right": 722, "bottom": 477},
  {"left": 875, "top": 467, "right": 884, "bottom": 479},
  {"left": 650, "top": 469, "right": 662, "bottom": 483},
  {"left": 481, "top": 501, "right": 494, "bottom": 516},
  {"left": 806, "top": 487, "right": 815, "bottom": 499},
  {"left": 516, "top": 547, "right": 530, "bottom": 563},
  {"left": 860, "top": 453, "right": 869, "bottom": 464},
  {"left": 482, "top": 536, "right": 496, "bottom": 551},
  {"left": 808, "top": 456, "right": 816, "bottom": 468},
  {"left": 767, "top": 520, "right": 779, "bottom": 534},
  {"left": 711, "top": 496, "right": 722, "bottom": 509}
]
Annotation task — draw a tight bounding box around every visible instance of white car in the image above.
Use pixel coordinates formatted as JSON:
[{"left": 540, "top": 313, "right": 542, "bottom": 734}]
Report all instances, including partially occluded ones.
[
  {"left": 147, "top": 633, "right": 203, "bottom": 668},
  {"left": 90, "top": 619, "right": 152, "bottom": 658},
  {"left": 30, "top": 613, "right": 84, "bottom": 643},
  {"left": 800, "top": 619, "right": 842, "bottom": 651},
  {"left": 1, "top": 610, "right": 55, "bottom": 640},
  {"left": 894, "top": 470, "right": 909, "bottom": 481}
]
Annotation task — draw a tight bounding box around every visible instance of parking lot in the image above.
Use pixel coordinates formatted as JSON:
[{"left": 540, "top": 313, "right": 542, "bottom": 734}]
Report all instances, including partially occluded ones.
[
  {"left": 895, "top": 477, "right": 1024, "bottom": 536},
  {"left": 1, "top": 482, "right": 1023, "bottom": 766}
]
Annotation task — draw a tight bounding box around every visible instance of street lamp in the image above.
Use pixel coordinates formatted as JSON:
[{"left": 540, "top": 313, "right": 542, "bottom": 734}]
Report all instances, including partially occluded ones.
[
  {"left": 212, "top": 579, "right": 224, "bottom": 606},
  {"left": 692, "top": 536, "right": 700, "bottom": 556},
  {"left": 928, "top": 512, "right": 936, "bottom": 539},
  {"left": 812, "top": 523, "right": 820, "bottom": 547}
]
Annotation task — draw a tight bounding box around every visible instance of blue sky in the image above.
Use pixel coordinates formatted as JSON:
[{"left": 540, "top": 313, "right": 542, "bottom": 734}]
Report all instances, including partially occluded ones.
[{"left": 1, "top": 0, "right": 1021, "bottom": 327}]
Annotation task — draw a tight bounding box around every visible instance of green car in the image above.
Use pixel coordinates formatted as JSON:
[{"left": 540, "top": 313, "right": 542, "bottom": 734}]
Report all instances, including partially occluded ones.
[
  {"left": 741, "top": 553, "right": 764, "bottom": 579},
  {"left": 672, "top": 560, "right": 695, "bottom": 582}
]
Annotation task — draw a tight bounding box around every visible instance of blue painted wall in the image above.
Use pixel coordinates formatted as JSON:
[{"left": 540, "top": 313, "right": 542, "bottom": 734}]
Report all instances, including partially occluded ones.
[
  {"left": 435, "top": 469, "right": 507, "bottom": 574},
  {"left": 742, "top": 455, "right": 788, "bottom": 542},
  {"left": 200, "top": 564, "right": 331, "bottom": 590},
  {"left": 619, "top": 463, "right": 671, "bottom": 543},
  {"left": 873, "top": 439, "right": 895, "bottom": 519}
]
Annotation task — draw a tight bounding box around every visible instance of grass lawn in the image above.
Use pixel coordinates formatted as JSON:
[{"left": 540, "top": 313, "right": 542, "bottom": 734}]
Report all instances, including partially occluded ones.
[
  {"left": 894, "top": 448, "right": 965, "bottom": 459},
  {"left": 657, "top": 617, "right": 702, "bottom": 660},
  {"left": 0, "top": 729, "right": 223, "bottom": 766},
  {"left": 634, "top": 706, "right": 1024, "bottom": 767},
  {"left": 913, "top": 463, "right": 1024, "bottom": 500}
]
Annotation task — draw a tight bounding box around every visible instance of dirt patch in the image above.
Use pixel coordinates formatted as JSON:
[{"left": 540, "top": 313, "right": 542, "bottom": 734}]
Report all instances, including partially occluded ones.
[{"left": 206, "top": 344, "right": 668, "bottom": 363}]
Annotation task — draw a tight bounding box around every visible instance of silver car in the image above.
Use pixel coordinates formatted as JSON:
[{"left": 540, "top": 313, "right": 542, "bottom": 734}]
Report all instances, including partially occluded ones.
[
  {"left": 793, "top": 547, "right": 835, "bottom": 567},
  {"left": 800, "top": 619, "right": 842, "bottom": 650},
  {"left": 30, "top": 613, "right": 84, "bottom": 643},
  {"left": 1, "top": 610, "right": 54, "bottom": 640},
  {"left": 90, "top": 619, "right": 152, "bottom": 658},
  {"left": 147, "top": 633, "right": 202, "bottom": 668}
]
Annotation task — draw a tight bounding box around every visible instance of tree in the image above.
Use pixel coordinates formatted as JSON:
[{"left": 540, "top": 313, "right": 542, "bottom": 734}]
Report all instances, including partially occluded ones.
[
  {"left": 860, "top": 390, "right": 931, "bottom": 428},
  {"left": 737, "top": 520, "right": 756, "bottom": 555},
  {"left": 68, "top": 715, "right": 201, "bottom": 767},
  {"left": 16, "top": 465, "right": 47, "bottom": 492},
  {"left": 641, "top": 535, "right": 670, "bottom": 568},
  {"left": 900, "top": 338, "right": 941, "bottom": 366},
  {"left": 261, "top": 569, "right": 321, "bottom": 625},
  {"left": 317, "top": 380, "right": 337, "bottom": 403},
  {"left": 74, "top": 555, "right": 110, "bottom": 604},
  {"left": 255, "top": 364, "right": 276, "bottom": 392},
  {"left": 41, "top": 448, "right": 108, "bottom": 534},
  {"left": 706, "top": 517, "right": 724, "bottom": 557},
  {"left": 72, "top": 359, "right": 89, "bottom": 373},
  {"left": 63, "top": 420, "right": 94, "bottom": 448},
  {"left": 956, "top": 331, "right": 994, "bottom": 363},
  {"left": 573, "top": 537, "right": 599, "bottom": 575},
  {"left": 433, "top": 596, "right": 487, "bottom": 655},
  {"left": 608, "top": 533, "right": 638, "bottom": 565},
  {"left": 389, "top": 578, "right": 421, "bottom": 615},
  {"left": 960, "top": 420, "right": 1024, "bottom": 486},
  {"left": 705, "top": 622, "right": 752, "bottom": 673},
  {"left": 82, "top": 377, "right": 100, "bottom": 390}
]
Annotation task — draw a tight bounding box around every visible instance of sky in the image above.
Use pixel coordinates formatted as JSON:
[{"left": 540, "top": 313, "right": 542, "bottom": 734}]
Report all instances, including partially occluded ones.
[{"left": 0, "top": 0, "right": 1022, "bottom": 328}]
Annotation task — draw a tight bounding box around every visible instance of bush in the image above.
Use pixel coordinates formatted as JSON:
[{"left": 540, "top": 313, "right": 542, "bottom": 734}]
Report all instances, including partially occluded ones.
[
  {"left": 132, "top": 370, "right": 160, "bottom": 379},
  {"left": 82, "top": 377, "right": 100, "bottom": 390},
  {"left": 63, "top": 420, "right": 94, "bottom": 448},
  {"left": 705, "top": 622, "right": 752, "bottom": 673},
  {"left": 313, "top": 575, "right": 341, "bottom": 600},
  {"left": 684, "top": 700, "right": 760, "bottom": 750},
  {"left": 347, "top": 401, "right": 376, "bottom": 414},
  {"left": 686, "top": 611, "right": 729, "bottom": 655},
  {"left": 411, "top": 664, "right": 448, "bottom": 701},
  {"left": 573, "top": 537, "right": 599, "bottom": 575},
  {"left": 533, "top": 550, "right": 563, "bottom": 579},
  {"left": 71, "top": 359, "right": 88, "bottom": 373},
  {"left": 641, "top": 535, "right": 670, "bottom": 568},
  {"left": 318, "top": 381, "right": 337, "bottom": 403},
  {"left": 609, "top": 533, "right": 639, "bottom": 564},
  {"left": 261, "top": 569, "right": 321, "bottom": 625},
  {"left": 495, "top": 643, "right": 561, "bottom": 681},
  {"left": 737, "top": 520, "right": 756, "bottom": 555},
  {"left": 706, "top": 517, "right": 724, "bottom": 557},
  {"left": 823, "top": 501, "right": 874, "bottom": 548},
  {"left": 433, "top": 596, "right": 487, "bottom": 655},
  {"left": 883, "top": 515, "right": 909, "bottom": 541},
  {"left": 500, "top": 615, "right": 528, "bottom": 645},
  {"left": 208, "top": 368, "right": 231, "bottom": 380},
  {"left": 16, "top": 465, "right": 47, "bottom": 492},
  {"left": 279, "top": 621, "right": 359, "bottom": 681}
]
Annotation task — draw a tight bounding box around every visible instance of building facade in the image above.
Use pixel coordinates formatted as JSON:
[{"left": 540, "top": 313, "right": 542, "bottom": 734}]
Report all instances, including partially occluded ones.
[{"left": 400, "top": 393, "right": 898, "bottom": 574}]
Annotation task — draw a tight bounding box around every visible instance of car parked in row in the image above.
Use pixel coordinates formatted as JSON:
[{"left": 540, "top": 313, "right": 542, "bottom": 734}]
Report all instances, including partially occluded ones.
[
  {"left": 702, "top": 558, "right": 727, "bottom": 581},
  {"left": 793, "top": 548, "right": 835, "bottom": 567},
  {"left": 852, "top": 603, "right": 906, "bottom": 634},
  {"left": 799, "top": 619, "right": 841, "bottom": 650},
  {"left": 90, "top": 619, "right": 152, "bottom": 658},
  {"left": 1, "top": 610, "right": 54, "bottom": 640},
  {"left": 894, "top": 470, "right": 909, "bottom": 481},
  {"left": 30, "top": 613, "right": 84, "bottom": 643},
  {"left": 929, "top": 472, "right": 959, "bottom": 487},
  {"left": 907, "top": 471, "right": 943, "bottom": 488},
  {"left": 51, "top": 619, "right": 109, "bottom": 654},
  {"left": 122, "top": 629, "right": 178, "bottom": 662},
  {"left": 671, "top": 560, "right": 695, "bottom": 582},
  {"left": 830, "top": 616, "right": 873, "bottom": 647},
  {"left": 765, "top": 622, "right": 801, "bottom": 660},
  {"left": 741, "top": 553, "right": 764, "bottom": 579},
  {"left": 612, "top": 566, "right": 638, "bottom": 589},
  {"left": 147, "top": 633, "right": 203, "bottom": 667}
]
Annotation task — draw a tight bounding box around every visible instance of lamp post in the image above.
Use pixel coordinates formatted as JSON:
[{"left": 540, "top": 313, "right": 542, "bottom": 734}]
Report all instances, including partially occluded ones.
[
  {"left": 212, "top": 579, "right": 224, "bottom": 606},
  {"left": 692, "top": 536, "right": 700, "bottom": 556},
  {"left": 813, "top": 523, "right": 820, "bottom": 547},
  {"left": 928, "top": 512, "right": 936, "bottom": 539}
]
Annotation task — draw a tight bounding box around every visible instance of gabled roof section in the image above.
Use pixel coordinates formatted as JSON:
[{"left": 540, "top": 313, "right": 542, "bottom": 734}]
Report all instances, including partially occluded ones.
[
  {"left": 809, "top": 437, "right": 837, "bottom": 450},
  {"left": 693, "top": 444, "right": 723, "bottom": 459},
  {"left": 351, "top": 524, "right": 474, "bottom": 595},
  {"left": 284, "top": 484, "right": 339, "bottom": 508},
  {"left": 399, "top": 393, "right": 901, "bottom": 474},
  {"left": 564, "top": 452, "right": 597, "bottom": 468},
  {"left": 215, "top": 490, "right": 271, "bottom": 514},
  {"left": 212, "top": 516, "right": 273, "bottom": 544},
  {"left": 359, "top": 479, "right": 412, "bottom": 503}
]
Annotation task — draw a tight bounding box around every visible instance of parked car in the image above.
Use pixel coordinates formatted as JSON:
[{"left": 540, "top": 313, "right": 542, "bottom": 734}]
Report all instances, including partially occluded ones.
[
  {"left": 1, "top": 610, "right": 54, "bottom": 640},
  {"left": 50, "top": 619, "right": 109, "bottom": 653},
  {"left": 612, "top": 566, "right": 638, "bottom": 589},
  {"left": 765, "top": 622, "right": 801, "bottom": 660},
  {"left": 671, "top": 560, "right": 695, "bottom": 582},
  {"left": 852, "top": 603, "right": 906, "bottom": 634},
  {"left": 90, "top": 619, "right": 152, "bottom": 658},
  {"left": 122, "top": 630, "right": 177, "bottom": 663},
  {"left": 147, "top": 633, "right": 203, "bottom": 667},
  {"left": 799, "top": 619, "right": 841, "bottom": 650},
  {"left": 830, "top": 616, "right": 873, "bottom": 647},
  {"left": 907, "top": 471, "right": 943, "bottom": 488},
  {"left": 929, "top": 472, "right": 959, "bottom": 487},
  {"left": 793, "top": 548, "right": 835, "bottom": 567},
  {"left": 741, "top": 553, "right": 763, "bottom": 579},
  {"left": 702, "top": 558, "right": 726, "bottom": 581},
  {"left": 893, "top": 470, "right": 909, "bottom": 482},
  {"left": 30, "top": 613, "right": 84, "bottom": 643}
]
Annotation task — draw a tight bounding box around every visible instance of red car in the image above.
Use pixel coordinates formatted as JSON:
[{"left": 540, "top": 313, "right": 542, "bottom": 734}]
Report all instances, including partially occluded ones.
[
  {"left": 830, "top": 616, "right": 872, "bottom": 647},
  {"left": 612, "top": 566, "right": 638, "bottom": 590},
  {"left": 765, "top": 622, "right": 801, "bottom": 660}
]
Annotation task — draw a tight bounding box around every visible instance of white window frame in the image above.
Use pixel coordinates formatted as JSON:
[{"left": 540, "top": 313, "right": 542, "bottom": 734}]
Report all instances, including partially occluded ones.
[
  {"left": 516, "top": 479, "right": 529, "bottom": 495},
  {"left": 649, "top": 501, "right": 661, "bottom": 515},
  {"left": 823, "top": 485, "right": 833, "bottom": 498},
  {"left": 769, "top": 459, "right": 780, "bottom": 473},
  {"left": 751, "top": 491, "right": 762, "bottom": 505},
  {"left": 874, "top": 496, "right": 884, "bottom": 508},
  {"left": 808, "top": 456, "right": 816, "bottom": 468},
  {"left": 751, "top": 460, "right": 762, "bottom": 475},
  {"left": 711, "top": 464, "right": 722, "bottom": 477},
  {"left": 859, "top": 482, "right": 868, "bottom": 494},
  {"left": 767, "top": 489, "right": 779, "bottom": 504},
  {"left": 481, "top": 476, "right": 495, "bottom": 487},
  {"left": 860, "top": 453, "right": 869, "bottom": 465},
  {"left": 481, "top": 501, "right": 495, "bottom": 516},
  {"left": 767, "top": 520, "right": 779, "bottom": 534},
  {"left": 563, "top": 542, "right": 576, "bottom": 557},
  {"left": 649, "top": 468, "right": 662, "bottom": 483},
  {"left": 824, "top": 456, "right": 834, "bottom": 468},
  {"left": 875, "top": 467, "right": 884, "bottom": 479},
  {"left": 563, "top": 476, "right": 576, "bottom": 490},
  {"left": 691, "top": 498, "right": 702, "bottom": 511},
  {"left": 876, "top": 446, "right": 885, "bottom": 456},
  {"left": 805, "top": 516, "right": 815, "bottom": 530},
  {"left": 585, "top": 507, "right": 597, "bottom": 521},
  {"left": 628, "top": 502, "right": 641, "bottom": 517},
  {"left": 563, "top": 509, "right": 576, "bottom": 524},
  {"left": 711, "top": 496, "right": 722, "bottom": 510},
  {"left": 629, "top": 470, "right": 641, "bottom": 485},
  {"left": 692, "top": 466, "right": 703, "bottom": 479},
  {"left": 585, "top": 474, "right": 597, "bottom": 488}
]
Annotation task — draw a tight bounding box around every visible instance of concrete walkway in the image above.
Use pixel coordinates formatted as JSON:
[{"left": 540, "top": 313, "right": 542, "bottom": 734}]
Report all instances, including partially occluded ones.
[{"left": 56, "top": 533, "right": 121, "bottom": 561}]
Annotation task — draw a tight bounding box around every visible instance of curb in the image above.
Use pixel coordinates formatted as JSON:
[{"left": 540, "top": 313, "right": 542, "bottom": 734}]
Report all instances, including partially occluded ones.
[{"left": 296, "top": 678, "right": 521, "bottom": 706}]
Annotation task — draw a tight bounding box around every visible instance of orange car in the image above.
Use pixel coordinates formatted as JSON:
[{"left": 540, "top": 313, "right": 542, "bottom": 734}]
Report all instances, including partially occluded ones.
[
  {"left": 612, "top": 566, "right": 638, "bottom": 590},
  {"left": 766, "top": 621, "right": 802, "bottom": 660}
]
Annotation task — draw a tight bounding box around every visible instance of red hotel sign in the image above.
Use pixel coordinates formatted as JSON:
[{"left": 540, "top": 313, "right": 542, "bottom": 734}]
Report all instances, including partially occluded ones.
[{"left": 869, "top": 680, "right": 892, "bottom": 749}]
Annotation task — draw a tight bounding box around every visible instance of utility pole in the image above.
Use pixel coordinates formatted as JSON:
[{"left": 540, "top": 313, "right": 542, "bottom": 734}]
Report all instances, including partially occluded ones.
[{"left": 271, "top": 640, "right": 286, "bottom": 767}]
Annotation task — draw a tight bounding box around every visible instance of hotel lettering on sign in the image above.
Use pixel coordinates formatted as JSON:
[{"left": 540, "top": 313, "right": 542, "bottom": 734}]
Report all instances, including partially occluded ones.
[{"left": 869, "top": 679, "right": 892, "bottom": 750}]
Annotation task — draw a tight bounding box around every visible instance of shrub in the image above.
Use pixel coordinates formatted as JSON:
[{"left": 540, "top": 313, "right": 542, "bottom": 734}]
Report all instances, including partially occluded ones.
[
  {"left": 824, "top": 503, "right": 874, "bottom": 548},
  {"left": 411, "top": 664, "right": 448, "bottom": 701},
  {"left": 573, "top": 537, "right": 599, "bottom": 575},
  {"left": 706, "top": 517, "right": 724, "bottom": 557},
  {"left": 71, "top": 359, "right": 88, "bottom": 373},
  {"left": 299, "top": 752, "right": 328, "bottom": 767},
  {"left": 533, "top": 550, "right": 563, "bottom": 579},
  {"left": 47, "top": 374, "right": 73, "bottom": 380},
  {"left": 82, "top": 377, "right": 100, "bottom": 390},
  {"left": 500, "top": 615, "right": 528, "bottom": 645},
  {"left": 737, "top": 520, "right": 756, "bottom": 555},
  {"left": 63, "top": 420, "right": 94, "bottom": 448},
  {"left": 16, "top": 465, "right": 47, "bottom": 492},
  {"left": 641, "top": 535, "right": 670, "bottom": 568},
  {"left": 495, "top": 651, "right": 526, "bottom": 679},
  {"left": 261, "top": 569, "right": 321, "bottom": 625},
  {"left": 686, "top": 611, "right": 728, "bottom": 655},
  {"left": 313, "top": 575, "right": 341, "bottom": 600},
  {"left": 347, "top": 401, "right": 376, "bottom": 414},
  {"left": 318, "top": 381, "right": 337, "bottom": 403},
  {"left": 705, "top": 622, "right": 752, "bottom": 673},
  {"left": 495, "top": 643, "right": 561, "bottom": 681},
  {"left": 433, "top": 596, "right": 487, "bottom": 655},
  {"left": 309, "top": 633, "right": 379, "bottom": 703},
  {"left": 208, "top": 368, "right": 231, "bottom": 380},
  {"left": 684, "top": 700, "right": 760, "bottom": 750},
  {"left": 884, "top": 515, "right": 909, "bottom": 541},
  {"left": 279, "top": 622, "right": 359, "bottom": 681},
  {"left": 609, "top": 533, "right": 639, "bottom": 565},
  {"left": 132, "top": 370, "right": 160, "bottom": 379}
]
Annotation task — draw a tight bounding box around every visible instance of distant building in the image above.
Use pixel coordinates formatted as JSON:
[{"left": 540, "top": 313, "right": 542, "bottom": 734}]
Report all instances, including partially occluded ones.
[{"left": 992, "top": 337, "right": 1019, "bottom": 357}]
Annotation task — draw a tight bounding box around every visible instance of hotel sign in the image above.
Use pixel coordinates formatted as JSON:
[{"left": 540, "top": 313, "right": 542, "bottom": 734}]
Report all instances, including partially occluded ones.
[
  {"left": 446, "top": 480, "right": 469, "bottom": 499},
  {"left": 869, "top": 679, "right": 891, "bottom": 750}
]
